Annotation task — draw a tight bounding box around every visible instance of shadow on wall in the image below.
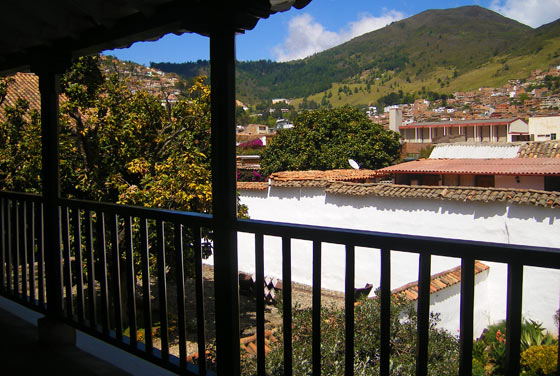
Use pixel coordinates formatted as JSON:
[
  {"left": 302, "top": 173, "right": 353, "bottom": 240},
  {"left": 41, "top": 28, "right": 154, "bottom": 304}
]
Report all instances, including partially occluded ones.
[
  {"left": 325, "top": 193, "right": 442, "bottom": 215},
  {"left": 239, "top": 189, "right": 268, "bottom": 199},
  {"left": 268, "top": 187, "right": 302, "bottom": 201},
  {"left": 507, "top": 203, "right": 558, "bottom": 224}
]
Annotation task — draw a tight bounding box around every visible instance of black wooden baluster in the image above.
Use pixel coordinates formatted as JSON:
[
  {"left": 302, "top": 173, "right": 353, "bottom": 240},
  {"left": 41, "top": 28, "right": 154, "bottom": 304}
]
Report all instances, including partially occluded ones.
[
  {"left": 344, "top": 244, "right": 355, "bottom": 376},
  {"left": 61, "top": 207, "right": 72, "bottom": 317},
  {"left": 125, "top": 216, "right": 137, "bottom": 347},
  {"left": 97, "top": 211, "right": 110, "bottom": 336},
  {"left": 175, "top": 223, "right": 187, "bottom": 368},
  {"left": 282, "top": 237, "right": 292, "bottom": 376},
  {"left": 416, "top": 252, "right": 431, "bottom": 376},
  {"left": 85, "top": 210, "right": 96, "bottom": 328},
  {"left": 157, "top": 219, "right": 169, "bottom": 360},
  {"left": 37, "top": 203, "right": 45, "bottom": 310},
  {"left": 380, "top": 248, "right": 391, "bottom": 376},
  {"left": 312, "top": 241, "right": 322, "bottom": 376},
  {"left": 255, "top": 233, "right": 265, "bottom": 375},
  {"left": 140, "top": 218, "right": 152, "bottom": 354},
  {"left": 14, "top": 201, "right": 20, "bottom": 296},
  {"left": 21, "top": 202, "right": 28, "bottom": 302},
  {"left": 73, "top": 208, "right": 85, "bottom": 324},
  {"left": 459, "top": 258, "right": 475, "bottom": 376},
  {"left": 28, "top": 202, "right": 36, "bottom": 306},
  {"left": 111, "top": 213, "right": 123, "bottom": 341},
  {"left": 194, "top": 227, "right": 206, "bottom": 375},
  {"left": 0, "top": 198, "right": 5, "bottom": 294},
  {"left": 505, "top": 263, "right": 523, "bottom": 376}
]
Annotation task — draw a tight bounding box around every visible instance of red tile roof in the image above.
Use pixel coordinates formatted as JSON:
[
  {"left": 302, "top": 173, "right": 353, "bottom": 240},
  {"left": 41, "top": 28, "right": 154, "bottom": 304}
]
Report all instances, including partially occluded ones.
[
  {"left": 325, "top": 182, "right": 560, "bottom": 208},
  {"left": 391, "top": 261, "right": 489, "bottom": 301},
  {"left": 237, "top": 182, "right": 268, "bottom": 191},
  {"left": 377, "top": 158, "right": 560, "bottom": 176},
  {"left": 270, "top": 169, "right": 380, "bottom": 182},
  {"left": 517, "top": 141, "right": 560, "bottom": 158},
  {"left": 0, "top": 73, "right": 40, "bottom": 122}
]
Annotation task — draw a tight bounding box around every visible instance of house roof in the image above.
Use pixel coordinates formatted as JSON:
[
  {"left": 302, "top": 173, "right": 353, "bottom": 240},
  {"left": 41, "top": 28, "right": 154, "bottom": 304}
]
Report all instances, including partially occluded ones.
[
  {"left": 400, "top": 118, "right": 523, "bottom": 129},
  {"left": 429, "top": 143, "right": 522, "bottom": 159},
  {"left": 376, "top": 158, "right": 560, "bottom": 176},
  {"left": 269, "top": 169, "right": 381, "bottom": 182},
  {"left": 518, "top": 140, "right": 560, "bottom": 158},
  {"left": 326, "top": 182, "right": 560, "bottom": 208},
  {"left": 391, "top": 261, "right": 489, "bottom": 301},
  {"left": 237, "top": 182, "right": 268, "bottom": 191},
  {"left": 0, "top": 0, "right": 311, "bottom": 74},
  {"left": 0, "top": 73, "right": 40, "bottom": 122}
]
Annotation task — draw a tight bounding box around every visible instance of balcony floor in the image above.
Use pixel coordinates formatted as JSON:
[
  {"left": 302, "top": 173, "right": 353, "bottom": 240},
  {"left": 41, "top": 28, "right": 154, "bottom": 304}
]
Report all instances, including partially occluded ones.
[{"left": 0, "top": 307, "right": 130, "bottom": 375}]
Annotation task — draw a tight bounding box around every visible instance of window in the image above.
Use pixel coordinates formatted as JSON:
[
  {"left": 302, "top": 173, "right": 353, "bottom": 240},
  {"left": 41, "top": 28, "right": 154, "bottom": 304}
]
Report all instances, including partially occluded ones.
[
  {"left": 475, "top": 175, "right": 495, "bottom": 188},
  {"left": 551, "top": 133, "right": 557, "bottom": 140},
  {"left": 545, "top": 176, "right": 560, "bottom": 192}
]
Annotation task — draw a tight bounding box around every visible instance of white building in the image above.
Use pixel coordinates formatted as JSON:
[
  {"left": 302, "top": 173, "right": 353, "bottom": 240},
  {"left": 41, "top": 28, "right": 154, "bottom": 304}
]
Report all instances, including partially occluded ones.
[
  {"left": 235, "top": 172, "right": 560, "bottom": 337},
  {"left": 528, "top": 116, "right": 560, "bottom": 141},
  {"left": 398, "top": 118, "right": 529, "bottom": 144}
]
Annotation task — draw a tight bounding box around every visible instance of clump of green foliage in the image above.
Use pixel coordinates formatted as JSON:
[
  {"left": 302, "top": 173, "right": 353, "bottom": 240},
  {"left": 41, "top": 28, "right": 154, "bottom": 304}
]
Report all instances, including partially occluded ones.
[
  {"left": 241, "top": 291, "right": 459, "bottom": 375},
  {"left": 260, "top": 107, "right": 400, "bottom": 175},
  {"left": 472, "top": 319, "right": 558, "bottom": 375},
  {"left": 521, "top": 345, "right": 558, "bottom": 375}
]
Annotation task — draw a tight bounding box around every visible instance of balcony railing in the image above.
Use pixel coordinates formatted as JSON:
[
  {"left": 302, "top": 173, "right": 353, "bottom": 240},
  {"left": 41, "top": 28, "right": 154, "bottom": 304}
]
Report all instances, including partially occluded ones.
[{"left": 1, "top": 190, "right": 559, "bottom": 375}]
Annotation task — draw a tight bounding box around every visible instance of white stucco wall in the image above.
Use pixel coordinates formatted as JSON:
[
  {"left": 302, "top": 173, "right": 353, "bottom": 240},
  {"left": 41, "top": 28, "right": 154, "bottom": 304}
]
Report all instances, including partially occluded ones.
[
  {"left": 528, "top": 116, "right": 560, "bottom": 141},
  {"left": 234, "top": 186, "right": 560, "bottom": 337}
]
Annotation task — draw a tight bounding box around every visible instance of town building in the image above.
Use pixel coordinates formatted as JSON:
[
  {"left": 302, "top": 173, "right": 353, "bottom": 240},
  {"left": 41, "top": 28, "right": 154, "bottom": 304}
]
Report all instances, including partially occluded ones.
[
  {"left": 237, "top": 171, "right": 560, "bottom": 337},
  {"left": 399, "top": 118, "right": 530, "bottom": 145},
  {"left": 377, "top": 141, "right": 560, "bottom": 191},
  {"left": 528, "top": 116, "right": 560, "bottom": 141}
]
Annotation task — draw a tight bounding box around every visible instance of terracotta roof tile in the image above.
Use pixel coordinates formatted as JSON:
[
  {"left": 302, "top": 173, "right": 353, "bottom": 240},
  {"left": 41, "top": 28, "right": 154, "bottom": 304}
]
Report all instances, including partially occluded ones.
[
  {"left": 0, "top": 73, "right": 40, "bottom": 122},
  {"left": 237, "top": 182, "right": 268, "bottom": 191},
  {"left": 269, "top": 169, "right": 381, "bottom": 183},
  {"left": 391, "top": 261, "right": 489, "bottom": 301},
  {"left": 518, "top": 141, "right": 560, "bottom": 158},
  {"left": 376, "top": 158, "right": 560, "bottom": 176},
  {"left": 325, "top": 182, "right": 560, "bottom": 209}
]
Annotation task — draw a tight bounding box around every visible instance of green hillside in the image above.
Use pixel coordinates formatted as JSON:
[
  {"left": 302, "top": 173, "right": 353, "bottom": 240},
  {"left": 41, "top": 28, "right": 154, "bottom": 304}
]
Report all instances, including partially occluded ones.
[{"left": 151, "top": 6, "right": 560, "bottom": 106}]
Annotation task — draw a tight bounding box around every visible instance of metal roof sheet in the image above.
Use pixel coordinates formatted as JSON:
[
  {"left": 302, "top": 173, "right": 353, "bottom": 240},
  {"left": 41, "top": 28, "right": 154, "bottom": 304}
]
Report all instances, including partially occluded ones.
[{"left": 429, "top": 143, "right": 521, "bottom": 159}]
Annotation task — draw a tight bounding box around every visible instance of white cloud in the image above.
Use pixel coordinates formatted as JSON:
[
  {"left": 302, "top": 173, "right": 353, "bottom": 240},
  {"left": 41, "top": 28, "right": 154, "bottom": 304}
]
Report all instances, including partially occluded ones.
[
  {"left": 490, "top": 0, "right": 560, "bottom": 28},
  {"left": 273, "top": 10, "right": 405, "bottom": 62}
]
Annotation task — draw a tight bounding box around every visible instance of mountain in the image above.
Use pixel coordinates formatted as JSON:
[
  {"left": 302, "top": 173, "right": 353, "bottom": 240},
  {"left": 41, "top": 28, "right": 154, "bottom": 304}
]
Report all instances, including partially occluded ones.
[{"left": 151, "top": 6, "right": 560, "bottom": 106}]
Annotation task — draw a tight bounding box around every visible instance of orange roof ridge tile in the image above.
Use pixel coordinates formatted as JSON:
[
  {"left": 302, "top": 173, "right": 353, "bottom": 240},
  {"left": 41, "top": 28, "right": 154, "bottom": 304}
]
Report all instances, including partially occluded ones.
[{"left": 391, "top": 261, "right": 489, "bottom": 301}]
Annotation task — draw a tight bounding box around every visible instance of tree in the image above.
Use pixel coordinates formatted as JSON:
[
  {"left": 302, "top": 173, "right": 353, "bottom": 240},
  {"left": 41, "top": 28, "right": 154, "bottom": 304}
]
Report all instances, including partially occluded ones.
[{"left": 260, "top": 107, "right": 400, "bottom": 176}]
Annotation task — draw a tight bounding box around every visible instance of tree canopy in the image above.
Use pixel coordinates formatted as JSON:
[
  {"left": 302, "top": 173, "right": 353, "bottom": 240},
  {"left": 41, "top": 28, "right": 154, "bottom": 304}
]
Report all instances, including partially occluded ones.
[
  {"left": 0, "top": 56, "right": 213, "bottom": 214},
  {"left": 260, "top": 107, "right": 400, "bottom": 176}
]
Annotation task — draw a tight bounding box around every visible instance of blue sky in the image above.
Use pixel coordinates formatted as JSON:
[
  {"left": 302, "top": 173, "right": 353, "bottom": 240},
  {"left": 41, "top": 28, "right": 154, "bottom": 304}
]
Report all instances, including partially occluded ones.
[{"left": 105, "top": 0, "right": 560, "bottom": 65}]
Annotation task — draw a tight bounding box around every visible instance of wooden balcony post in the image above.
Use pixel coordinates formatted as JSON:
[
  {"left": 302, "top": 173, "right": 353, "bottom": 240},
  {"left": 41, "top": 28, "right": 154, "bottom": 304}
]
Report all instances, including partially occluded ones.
[
  {"left": 38, "top": 68, "right": 63, "bottom": 318},
  {"left": 210, "top": 29, "right": 240, "bottom": 375},
  {"left": 34, "top": 55, "right": 74, "bottom": 343}
]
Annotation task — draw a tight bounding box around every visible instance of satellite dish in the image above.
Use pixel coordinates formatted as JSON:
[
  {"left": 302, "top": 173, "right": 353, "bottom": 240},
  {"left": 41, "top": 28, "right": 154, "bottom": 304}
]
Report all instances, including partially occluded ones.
[{"left": 348, "top": 159, "right": 360, "bottom": 170}]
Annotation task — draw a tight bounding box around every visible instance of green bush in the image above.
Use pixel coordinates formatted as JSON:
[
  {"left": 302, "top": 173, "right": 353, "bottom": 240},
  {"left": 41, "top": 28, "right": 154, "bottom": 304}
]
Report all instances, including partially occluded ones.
[
  {"left": 521, "top": 345, "right": 558, "bottom": 375},
  {"left": 242, "top": 291, "right": 459, "bottom": 375}
]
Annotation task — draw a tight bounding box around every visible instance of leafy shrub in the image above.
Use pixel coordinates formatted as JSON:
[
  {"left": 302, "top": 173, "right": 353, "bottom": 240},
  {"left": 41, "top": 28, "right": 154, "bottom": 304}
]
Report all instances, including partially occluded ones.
[
  {"left": 475, "top": 318, "right": 558, "bottom": 375},
  {"left": 521, "top": 345, "right": 558, "bottom": 375},
  {"left": 242, "top": 291, "right": 459, "bottom": 375}
]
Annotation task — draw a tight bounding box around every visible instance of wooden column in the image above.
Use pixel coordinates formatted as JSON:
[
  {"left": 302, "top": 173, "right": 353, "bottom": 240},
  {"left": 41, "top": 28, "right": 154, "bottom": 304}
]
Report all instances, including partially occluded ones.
[
  {"left": 210, "top": 29, "right": 240, "bottom": 375},
  {"left": 34, "top": 56, "right": 74, "bottom": 346},
  {"left": 38, "top": 69, "right": 64, "bottom": 318}
]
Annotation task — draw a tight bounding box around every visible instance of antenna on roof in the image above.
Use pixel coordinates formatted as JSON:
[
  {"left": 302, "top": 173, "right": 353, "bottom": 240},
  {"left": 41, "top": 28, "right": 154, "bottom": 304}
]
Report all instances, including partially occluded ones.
[{"left": 348, "top": 159, "right": 360, "bottom": 170}]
